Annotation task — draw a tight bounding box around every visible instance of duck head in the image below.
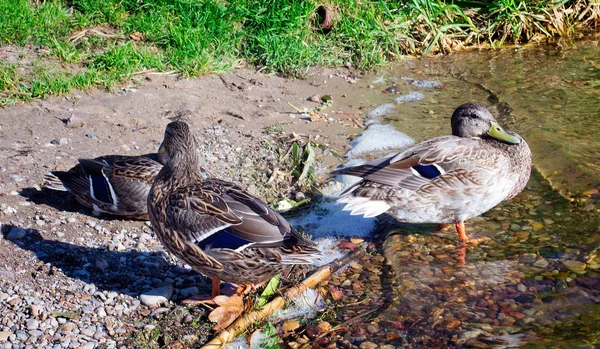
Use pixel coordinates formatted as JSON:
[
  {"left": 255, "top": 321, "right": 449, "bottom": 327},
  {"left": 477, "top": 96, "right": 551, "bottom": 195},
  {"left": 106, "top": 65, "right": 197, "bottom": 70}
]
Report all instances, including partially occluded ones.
[{"left": 451, "top": 103, "right": 521, "bottom": 144}]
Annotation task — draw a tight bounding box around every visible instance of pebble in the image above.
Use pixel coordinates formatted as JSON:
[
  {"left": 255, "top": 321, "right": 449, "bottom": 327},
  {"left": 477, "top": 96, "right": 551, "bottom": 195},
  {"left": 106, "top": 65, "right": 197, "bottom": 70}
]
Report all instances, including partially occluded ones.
[
  {"left": 7, "top": 227, "right": 27, "bottom": 240},
  {"left": 140, "top": 286, "right": 173, "bottom": 306},
  {"left": 359, "top": 341, "right": 378, "bottom": 349},
  {"left": 26, "top": 318, "right": 39, "bottom": 330},
  {"left": 0, "top": 331, "right": 12, "bottom": 342},
  {"left": 307, "top": 94, "right": 321, "bottom": 103},
  {"left": 179, "top": 286, "right": 199, "bottom": 298},
  {"left": 532, "top": 258, "right": 549, "bottom": 268},
  {"left": 66, "top": 113, "right": 85, "bottom": 128}
]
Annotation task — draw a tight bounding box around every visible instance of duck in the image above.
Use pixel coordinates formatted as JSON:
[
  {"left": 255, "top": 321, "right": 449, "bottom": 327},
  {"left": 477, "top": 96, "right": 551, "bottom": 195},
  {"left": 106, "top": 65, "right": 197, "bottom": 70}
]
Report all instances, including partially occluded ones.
[
  {"left": 332, "top": 103, "right": 532, "bottom": 243},
  {"left": 44, "top": 152, "right": 210, "bottom": 220},
  {"left": 148, "top": 121, "right": 322, "bottom": 299}
]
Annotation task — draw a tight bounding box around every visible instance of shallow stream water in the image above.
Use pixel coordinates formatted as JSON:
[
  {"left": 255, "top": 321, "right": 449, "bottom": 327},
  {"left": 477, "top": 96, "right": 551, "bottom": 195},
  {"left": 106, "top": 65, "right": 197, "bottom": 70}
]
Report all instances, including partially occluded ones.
[{"left": 330, "top": 41, "right": 600, "bottom": 348}]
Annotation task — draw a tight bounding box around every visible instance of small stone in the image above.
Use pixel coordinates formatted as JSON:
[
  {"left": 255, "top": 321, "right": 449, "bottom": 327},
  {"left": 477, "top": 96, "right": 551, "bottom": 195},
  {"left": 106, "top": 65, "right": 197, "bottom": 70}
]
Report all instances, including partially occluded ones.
[
  {"left": 459, "top": 329, "right": 483, "bottom": 340},
  {"left": 532, "top": 258, "right": 549, "bottom": 268},
  {"left": 307, "top": 94, "right": 321, "bottom": 103},
  {"left": 140, "top": 286, "right": 173, "bottom": 306},
  {"left": 26, "top": 319, "right": 39, "bottom": 330},
  {"left": 0, "top": 331, "right": 12, "bottom": 342},
  {"left": 85, "top": 133, "right": 98, "bottom": 139},
  {"left": 7, "top": 227, "right": 26, "bottom": 240},
  {"left": 179, "top": 287, "right": 199, "bottom": 298},
  {"left": 8, "top": 297, "right": 22, "bottom": 306},
  {"left": 517, "top": 284, "right": 527, "bottom": 293},
  {"left": 80, "top": 343, "right": 95, "bottom": 349},
  {"left": 359, "top": 341, "right": 378, "bottom": 349},
  {"left": 61, "top": 322, "right": 78, "bottom": 331},
  {"left": 366, "top": 323, "right": 379, "bottom": 334},
  {"left": 66, "top": 113, "right": 85, "bottom": 128},
  {"left": 30, "top": 305, "right": 43, "bottom": 317},
  {"left": 95, "top": 259, "right": 109, "bottom": 270},
  {"left": 281, "top": 320, "right": 300, "bottom": 332},
  {"left": 563, "top": 260, "right": 586, "bottom": 272}
]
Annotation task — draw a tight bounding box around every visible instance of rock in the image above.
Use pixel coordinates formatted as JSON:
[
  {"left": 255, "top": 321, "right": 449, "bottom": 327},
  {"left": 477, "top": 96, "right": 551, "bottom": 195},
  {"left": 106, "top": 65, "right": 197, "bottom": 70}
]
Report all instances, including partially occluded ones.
[
  {"left": 366, "top": 323, "right": 379, "bottom": 334},
  {"left": 459, "top": 329, "right": 483, "bottom": 340},
  {"left": 307, "top": 94, "right": 321, "bottom": 103},
  {"left": 281, "top": 320, "right": 300, "bottom": 332},
  {"left": 61, "top": 322, "right": 78, "bottom": 331},
  {"left": 80, "top": 343, "right": 95, "bottom": 349},
  {"left": 66, "top": 113, "right": 85, "bottom": 128},
  {"left": 7, "top": 227, "right": 26, "bottom": 240},
  {"left": 140, "top": 286, "right": 173, "bottom": 306},
  {"left": 563, "top": 260, "right": 586, "bottom": 272},
  {"left": 95, "top": 259, "right": 109, "bottom": 270},
  {"left": 30, "top": 305, "right": 43, "bottom": 317},
  {"left": 0, "top": 331, "right": 12, "bottom": 343},
  {"left": 179, "top": 286, "right": 199, "bottom": 298},
  {"left": 532, "top": 258, "right": 549, "bottom": 268},
  {"left": 359, "top": 341, "right": 378, "bottom": 349},
  {"left": 85, "top": 133, "right": 98, "bottom": 139},
  {"left": 8, "top": 297, "right": 22, "bottom": 306}
]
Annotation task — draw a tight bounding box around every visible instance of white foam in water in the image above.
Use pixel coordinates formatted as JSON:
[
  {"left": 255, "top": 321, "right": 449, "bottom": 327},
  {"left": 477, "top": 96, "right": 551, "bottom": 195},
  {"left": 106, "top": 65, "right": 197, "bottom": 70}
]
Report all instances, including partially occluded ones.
[
  {"left": 291, "top": 199, "right": 377, "bottom": 238},
  {"left": 367, "top": 103, "right": 395, "bottom": 119},
  {"left": 394, "top": 91, "right": 425, "bottom": 103},
  {"left": 346, "top": 124, "right": 414, "bottom": 158},
  {"left": 313, "top": 237, "right": 347, "bottom": 267},
  {"left": 271, "top": 288, "right": 325, "bottom": 321}
]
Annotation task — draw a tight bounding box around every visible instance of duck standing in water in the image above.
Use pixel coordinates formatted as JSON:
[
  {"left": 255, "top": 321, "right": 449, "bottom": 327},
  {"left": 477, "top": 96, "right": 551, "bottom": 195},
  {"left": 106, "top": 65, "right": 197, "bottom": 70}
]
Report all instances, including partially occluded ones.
[
  {"left": 148, "top": 121, "right": 321, "bottom": 299},
  {"left": 333, "top": 103, "right": 532, "bottom": 243}
]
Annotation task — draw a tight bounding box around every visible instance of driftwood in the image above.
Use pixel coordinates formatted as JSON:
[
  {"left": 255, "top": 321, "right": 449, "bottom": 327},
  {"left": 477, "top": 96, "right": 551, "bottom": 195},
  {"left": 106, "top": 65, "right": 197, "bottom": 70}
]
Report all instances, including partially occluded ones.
[{"left": 200, "top": 249, "right": 362, "bottom": 349}]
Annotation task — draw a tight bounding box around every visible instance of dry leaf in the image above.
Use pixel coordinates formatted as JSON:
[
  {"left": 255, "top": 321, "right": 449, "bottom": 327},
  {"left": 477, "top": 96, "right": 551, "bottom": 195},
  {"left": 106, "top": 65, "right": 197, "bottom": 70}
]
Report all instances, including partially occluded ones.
[
  {"left": 130, "top": 32, "right": 144, "bottom": 41},
  {"left": 208, "top": 295, "right": 245, "bottom": 331}
]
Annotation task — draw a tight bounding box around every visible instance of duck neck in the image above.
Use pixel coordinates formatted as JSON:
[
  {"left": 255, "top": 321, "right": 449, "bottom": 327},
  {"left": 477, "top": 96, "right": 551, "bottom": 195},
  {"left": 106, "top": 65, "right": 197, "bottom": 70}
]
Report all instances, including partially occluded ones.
[{"left": 167, "top": 145, "right": 205, "bottom": 185}]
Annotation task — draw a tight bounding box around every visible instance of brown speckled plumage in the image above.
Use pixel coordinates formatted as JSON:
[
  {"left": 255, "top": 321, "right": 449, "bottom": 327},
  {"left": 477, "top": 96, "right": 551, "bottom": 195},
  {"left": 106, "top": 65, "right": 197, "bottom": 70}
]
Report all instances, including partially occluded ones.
[
  {"left": 333, "top": 103, "right": 532, "bottom": 242},
  {"left": 148, "top": 121, "right": 321, "bottom": 286},
  {"left": 44, "top": 154, "right": 165, "bottom": 219}
]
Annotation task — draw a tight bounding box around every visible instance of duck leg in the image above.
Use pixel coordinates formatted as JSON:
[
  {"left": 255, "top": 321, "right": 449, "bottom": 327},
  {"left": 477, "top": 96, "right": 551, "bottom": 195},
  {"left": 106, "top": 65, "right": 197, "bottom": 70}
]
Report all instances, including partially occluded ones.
[
  {"left": 181, "top": 277, "right": 222, "bottom": 305},
  {"left": 211, "top": 277, "right": 220, "bottom": 298},
  {"left": 456, "top": 221, "right": 468, "bottom": 243}
]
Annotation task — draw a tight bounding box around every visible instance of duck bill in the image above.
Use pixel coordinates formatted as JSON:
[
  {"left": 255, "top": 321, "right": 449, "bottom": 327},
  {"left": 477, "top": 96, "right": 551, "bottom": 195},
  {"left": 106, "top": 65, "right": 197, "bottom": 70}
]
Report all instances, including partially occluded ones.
[{"left": 487, "top": 121, "right": 521, "bottom": 144}]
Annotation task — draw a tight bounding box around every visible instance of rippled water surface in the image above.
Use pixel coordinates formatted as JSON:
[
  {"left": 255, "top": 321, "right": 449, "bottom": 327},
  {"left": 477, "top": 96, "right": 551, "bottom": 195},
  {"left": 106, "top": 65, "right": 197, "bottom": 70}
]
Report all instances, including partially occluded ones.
[{"left": 335, "top": 41, "right": 600, "bottom": 348}]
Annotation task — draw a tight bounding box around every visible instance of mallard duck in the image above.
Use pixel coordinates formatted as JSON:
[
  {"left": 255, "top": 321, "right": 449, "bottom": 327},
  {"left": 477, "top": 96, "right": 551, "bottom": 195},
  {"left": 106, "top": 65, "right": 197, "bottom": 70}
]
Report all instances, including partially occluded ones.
[
  {"left": 44, "top": 152, "right": 210, "bottom": 219},
  {"left": 148, "top": 121, "right": 321, "bottom": 299},
  {"left": 332, "top": 103, "right": 532, "bottom": 243},
  {"left": 44, "top": 154, "right": 165, "bottom": 219}
]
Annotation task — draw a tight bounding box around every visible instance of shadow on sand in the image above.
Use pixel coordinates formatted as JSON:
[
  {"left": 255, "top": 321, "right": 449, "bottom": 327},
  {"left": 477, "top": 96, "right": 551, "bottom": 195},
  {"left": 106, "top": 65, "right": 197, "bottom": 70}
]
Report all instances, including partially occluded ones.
[{"left": 1, "top": 225, "right": 211, "bottom": 297}]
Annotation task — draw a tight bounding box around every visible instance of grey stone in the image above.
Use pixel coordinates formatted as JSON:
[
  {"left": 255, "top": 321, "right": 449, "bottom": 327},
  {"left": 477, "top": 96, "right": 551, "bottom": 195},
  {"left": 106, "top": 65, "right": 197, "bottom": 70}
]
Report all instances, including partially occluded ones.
[
  {"left": 140, "top": 286, "right": 173, "bottom": 306},
  {"left": 7, "top": 227, "right": 26, "bottom": 240}
]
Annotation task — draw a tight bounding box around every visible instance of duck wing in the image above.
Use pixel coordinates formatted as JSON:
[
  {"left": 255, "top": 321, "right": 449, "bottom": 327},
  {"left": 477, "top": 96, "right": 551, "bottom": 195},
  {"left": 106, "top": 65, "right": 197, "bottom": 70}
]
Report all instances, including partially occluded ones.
[
  {"left": 333, "top": 136, "right": 494, "bottom": 192},
  {"left": 165, "top": 179, "right": 310, "bottom": 254}
]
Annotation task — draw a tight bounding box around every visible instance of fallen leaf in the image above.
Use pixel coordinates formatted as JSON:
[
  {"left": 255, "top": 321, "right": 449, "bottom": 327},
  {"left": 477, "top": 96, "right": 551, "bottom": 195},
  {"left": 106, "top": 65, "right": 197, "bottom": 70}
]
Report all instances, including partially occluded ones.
[
  {"left": 130, "top": 32, "right": 144, "bottom": 41},
  {"left": 208, "top": 294, "right": 245, "bottom": 331}
]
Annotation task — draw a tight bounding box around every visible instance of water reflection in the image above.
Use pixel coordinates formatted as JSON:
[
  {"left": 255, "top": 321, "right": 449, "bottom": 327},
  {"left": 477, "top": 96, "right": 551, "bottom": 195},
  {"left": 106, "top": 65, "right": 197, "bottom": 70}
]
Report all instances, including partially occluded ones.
[{"left": 341, "top": 43, "right": 600, "bottom": 347}]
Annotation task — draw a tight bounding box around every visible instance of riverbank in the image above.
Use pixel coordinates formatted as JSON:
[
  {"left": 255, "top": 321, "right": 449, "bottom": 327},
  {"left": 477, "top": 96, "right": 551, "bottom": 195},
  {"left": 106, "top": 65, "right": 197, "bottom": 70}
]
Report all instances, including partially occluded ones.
[{"left": 2, "top": 0, "right": 599, "bottom": 105}]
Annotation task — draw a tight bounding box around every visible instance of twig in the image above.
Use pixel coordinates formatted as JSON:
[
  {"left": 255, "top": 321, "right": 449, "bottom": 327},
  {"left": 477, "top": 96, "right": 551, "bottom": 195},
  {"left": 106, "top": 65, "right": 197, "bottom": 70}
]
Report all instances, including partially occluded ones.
[{"left": 200, "top": 249, "right": 364, "bottom": 349}]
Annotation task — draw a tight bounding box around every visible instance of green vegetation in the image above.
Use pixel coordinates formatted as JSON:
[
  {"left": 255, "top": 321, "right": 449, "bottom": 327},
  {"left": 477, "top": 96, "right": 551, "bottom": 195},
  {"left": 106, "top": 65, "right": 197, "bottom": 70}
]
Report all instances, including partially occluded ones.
[{"left": 0, "top": 0, "right": 598, "bottom": 105}]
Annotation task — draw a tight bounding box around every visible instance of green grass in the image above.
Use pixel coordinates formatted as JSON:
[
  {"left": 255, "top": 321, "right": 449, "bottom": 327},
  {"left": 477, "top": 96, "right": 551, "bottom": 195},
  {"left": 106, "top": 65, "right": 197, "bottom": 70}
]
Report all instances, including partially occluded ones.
[{"left": 0, "top": 0, "right": 598, "bottom": 105}]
